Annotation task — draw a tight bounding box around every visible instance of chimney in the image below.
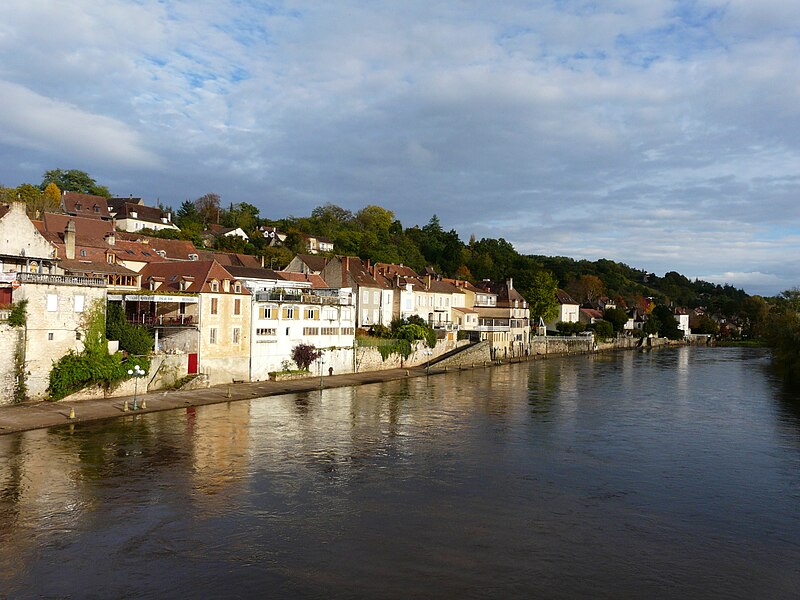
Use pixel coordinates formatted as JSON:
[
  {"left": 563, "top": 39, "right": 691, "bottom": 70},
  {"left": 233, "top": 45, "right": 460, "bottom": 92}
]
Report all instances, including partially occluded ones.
[
  {"left": 105, "top": 231, "right": 116, "bottom": 246},
  {"left": 65, "top": 221, "right": 76, "bottom": 260},
  {"left": 426, "top": 274, "right": 432, "bottom": 288},
  {"left": 507, "top": 277, "right": 513, "bottom": 290}
]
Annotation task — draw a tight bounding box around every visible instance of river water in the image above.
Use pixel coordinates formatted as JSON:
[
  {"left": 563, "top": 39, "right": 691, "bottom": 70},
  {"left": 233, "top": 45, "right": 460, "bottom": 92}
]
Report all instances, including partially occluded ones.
[{"left": 1, "top": 347, "right": 799, "bottom": 599}]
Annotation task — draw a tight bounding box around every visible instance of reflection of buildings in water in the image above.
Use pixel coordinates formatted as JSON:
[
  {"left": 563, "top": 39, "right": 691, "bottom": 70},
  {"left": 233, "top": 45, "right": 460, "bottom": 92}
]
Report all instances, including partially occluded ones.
[
  {"left": 190, "top": 401, "right": 251, "bottom": 504},
  {"left": 0, "top": 429, "right": 87, "bottom": 588},
  {"left": 676, "top": 346, "right": 690, "bottom": 399}
]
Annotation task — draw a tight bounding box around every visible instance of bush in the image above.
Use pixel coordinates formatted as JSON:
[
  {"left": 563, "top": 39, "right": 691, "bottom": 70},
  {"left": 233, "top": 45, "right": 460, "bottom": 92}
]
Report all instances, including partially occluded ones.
[
  {"left": 589, "top": 320, "right": 614, "bottom": 339},
  {"left": 291, "top": 343, "right": 322, "bottom": 370},
  {"left": 8, "top": 300, "right": 27, "bottom": 327},
  {"left": 106, "top": 302, "right": 153, "bottom": 355},
  {"left": 556, "top": 321, "right": 585, "bottom": 335}
]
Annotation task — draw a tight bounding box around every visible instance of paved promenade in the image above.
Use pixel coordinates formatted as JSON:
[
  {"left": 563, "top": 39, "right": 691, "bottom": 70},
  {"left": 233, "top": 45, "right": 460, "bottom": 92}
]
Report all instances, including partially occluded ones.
[{"left": 0, "top": 363, "right": 495, "bottom": 435}]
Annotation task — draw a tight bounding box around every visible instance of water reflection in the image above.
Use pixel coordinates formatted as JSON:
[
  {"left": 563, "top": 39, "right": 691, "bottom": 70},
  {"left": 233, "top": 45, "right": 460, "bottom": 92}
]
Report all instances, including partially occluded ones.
[{"left": 1, "top": 348, "right": 799, "bottom": 599}]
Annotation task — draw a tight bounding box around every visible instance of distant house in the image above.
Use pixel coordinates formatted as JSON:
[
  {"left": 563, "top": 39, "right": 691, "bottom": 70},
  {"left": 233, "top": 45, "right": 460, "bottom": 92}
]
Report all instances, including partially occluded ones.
[
  {"left": 579, "top": 307, "right": 604, "bottom": 325},
  {"left": 201, "top": 224, "right": 249, "bottom": 247},
  {"left": 546, "top": 289, "right": 580, "bottom": 330},
  {"left": 285, "top": 254, "right": 329, "bottom": 275},
  {"left": 259, "top": 226, "right": 287, "bottom": 246},
  {"left": 61, "top": 191, "right": 112, "bottom": 221},
  {"left": 301, "top": 233, "right": 334, "bottom": 254},
  {"left": 674, "top": 308, "right": 691, "bottom": 336},
  {"left": 108, "top": 197, "right": 179, "bottom": 233}
]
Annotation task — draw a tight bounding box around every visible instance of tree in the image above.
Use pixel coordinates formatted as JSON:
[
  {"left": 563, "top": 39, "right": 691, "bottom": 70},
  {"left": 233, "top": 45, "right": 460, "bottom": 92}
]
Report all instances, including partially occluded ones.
[
  {"left": 292, "top": 343, "right": 322, "bottom": 371},
  {"left": 175, "top": 200, "right": 201, "bottom": 228},
  {"left": 570, "top": 275, "right": 605, "bottom": 302},
  {"left": 42, "top": 183, "right": 61, "bottom": 210},
  {"left": 603, "top": 306, "right": 629, "bottom": 333},
  {"left": 589, "top": 320, "right": 614, "bottom": 339},
  {"left": 40, "top": 169, "right": 110, "bottom": 197},
  {"left": 652, "top": 305, "right": 683, "bottom": 339},
  {"left": 194, "top": 193, "right": 221, "bottom": 226},
  {"left": 526, "top": 270, "right": 559, "bottom": 324}
]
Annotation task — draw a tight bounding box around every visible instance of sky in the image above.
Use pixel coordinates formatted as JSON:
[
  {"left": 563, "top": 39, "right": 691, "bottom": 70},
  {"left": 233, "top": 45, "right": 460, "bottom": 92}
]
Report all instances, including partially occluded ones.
[{"left": 0, "top": 1, "right": 798, "bottom": 296}]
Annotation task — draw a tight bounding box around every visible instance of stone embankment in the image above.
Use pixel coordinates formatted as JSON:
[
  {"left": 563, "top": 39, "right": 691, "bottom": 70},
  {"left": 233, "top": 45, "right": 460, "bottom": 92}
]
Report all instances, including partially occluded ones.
[{"left": 0, "top": 334, "right": 703, "bottom": 435}]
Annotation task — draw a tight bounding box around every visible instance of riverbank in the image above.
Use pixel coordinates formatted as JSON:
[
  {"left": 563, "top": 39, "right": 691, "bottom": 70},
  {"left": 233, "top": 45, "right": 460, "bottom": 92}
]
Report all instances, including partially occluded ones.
[{"left": 0, "top": 339, "right": 691, "bottom": 435}]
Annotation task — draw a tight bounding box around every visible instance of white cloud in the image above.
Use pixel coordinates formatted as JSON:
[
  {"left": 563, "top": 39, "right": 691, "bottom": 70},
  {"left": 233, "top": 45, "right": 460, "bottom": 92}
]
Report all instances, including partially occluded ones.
[
  {"left": 0, "top": 1, "right": 797, "bottom": 295},
  {"left": 0, "top": 80, "right": 158, "bottom": 169}
]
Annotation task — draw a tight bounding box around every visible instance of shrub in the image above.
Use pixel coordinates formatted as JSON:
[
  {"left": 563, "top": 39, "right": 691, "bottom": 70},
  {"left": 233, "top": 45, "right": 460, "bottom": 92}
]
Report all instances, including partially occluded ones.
[
  {"left": 8, "top": 300, "right": 27, "bottom": 327},
  {"left": 589, "top": 320, "right": 614, "bottom": 339},
  {"left": 292, "top": 343, "right": 322, "bottom": 371}
]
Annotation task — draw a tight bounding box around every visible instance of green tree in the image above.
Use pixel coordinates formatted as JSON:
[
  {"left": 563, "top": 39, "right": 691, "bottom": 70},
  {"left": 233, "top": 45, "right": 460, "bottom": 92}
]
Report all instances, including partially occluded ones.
[
  {"left": 589, "top": 320, "right": 614, "bottom": 339},
  {"left": 40, "top": 169, "right": 110, "bottom": 197},
  {"left": 603, "top": 306, "right": 629, "bottom": 333},
  {"left": 652, "top": 305, "right": 683, "bottom": 339},
  {"left": 526, "top": 270, "right": 559, "bottom": 324}
]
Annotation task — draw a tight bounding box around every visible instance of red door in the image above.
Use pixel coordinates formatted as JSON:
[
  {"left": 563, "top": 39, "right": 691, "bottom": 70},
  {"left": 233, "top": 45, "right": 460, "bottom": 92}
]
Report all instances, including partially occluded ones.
[{"left": 188, "top": 353, "right": 198, "bottom": 374}]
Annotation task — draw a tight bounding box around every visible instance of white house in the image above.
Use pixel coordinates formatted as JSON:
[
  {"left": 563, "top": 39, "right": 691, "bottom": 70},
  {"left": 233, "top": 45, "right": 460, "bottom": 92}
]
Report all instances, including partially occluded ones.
[{"left": 547, "top": 289, "right": 580, "bottom": 330}]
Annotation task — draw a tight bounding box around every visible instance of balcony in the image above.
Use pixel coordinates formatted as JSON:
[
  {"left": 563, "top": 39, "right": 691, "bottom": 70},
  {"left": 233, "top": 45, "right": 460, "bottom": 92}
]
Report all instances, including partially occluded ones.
[
  {"left": 16, "top": 272, "right": 106, "bottom": 288},
  {"left": 255, "top": 290, "right": 352, "bottom": 306},
  {"left": 127, "top": 313, "right": 197, "bottom": 327}
]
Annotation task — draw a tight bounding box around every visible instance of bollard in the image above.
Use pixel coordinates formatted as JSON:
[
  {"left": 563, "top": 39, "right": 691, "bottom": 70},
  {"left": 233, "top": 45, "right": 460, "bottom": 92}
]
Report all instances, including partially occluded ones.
[
  {"left": 68, "top": 407, "right": 76, "bottom": 420},
  {"left": 123, "top": 400, "right": 129, "bottom": 412},
  {"left": 141, "top": 398, "right": 147, "bottom": 410},
  {"left": 405, "top": 370, "right": 409, "bottom": 376},
  {"left": 226, "top": 386, "right": 232, "bottom": 399}
]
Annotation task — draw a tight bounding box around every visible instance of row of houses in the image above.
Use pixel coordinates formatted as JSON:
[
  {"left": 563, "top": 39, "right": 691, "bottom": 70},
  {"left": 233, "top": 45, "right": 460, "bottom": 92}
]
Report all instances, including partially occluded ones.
[
  {"left": 550, "top": 289, "right": 692, "bottom": 336},
  {"left": 0, "top": 195, "right": 530, "bottom": 401}
]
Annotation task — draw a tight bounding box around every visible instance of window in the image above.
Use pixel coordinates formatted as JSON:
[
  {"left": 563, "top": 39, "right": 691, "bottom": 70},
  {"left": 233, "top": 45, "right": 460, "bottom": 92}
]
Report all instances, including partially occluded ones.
[
  {"left": 210, "top": 298, "right": 218, "bottom": 314},
  {"left": 261, "top": 306, "right": 275, "bottom": 319},
  {"left": 341, "top": 327, "right": 354, "bottom": 335},
  {"left": 48, "top": 332, "right": 54, "bottom": 341},
  {"left": 362, "top": 290, "right": 369, "bottom": 303},
  {"left": 210, "top": 279, "right": 219, "bottom": 292},
  {"left": 76, "top": 331, "right": 81, "bottom": 340},
  {"left": 282, "top": 307, "right": 295, "bottom": 319},
  {"left": 234, "top": 299, "right": 241, "bottom": 315},
  {"left": 303, "top": 327, "right": 319, "bottom": 335},
  {"left": 74, "top": 295, "right": 85, "bottom": 313},
  {"left": 234, "top": 282, "right": 242, "bottom": 293},
  {"left": 321, "top": 327, "right": 338, "bottom": 335},
  {"left": 305, "top": 308, "right": 318, "bottom": 320},
  {"left": 232, "top": 327, "right": 240, "bottom": 344},
  {"left": 256, "top": 328, "right": 276, "bottom": 336},
  {"left": 80, "top": 249, "right": 87, "bottom": 257},
  {"left": 209, "top": 328, "right": 217, "bottom": 344},
  {"left": 107, "top": 254, "right": 114, "bottom": 264},
  {"left": 46, "top": 294, "right": 57, "bottom": 312}
]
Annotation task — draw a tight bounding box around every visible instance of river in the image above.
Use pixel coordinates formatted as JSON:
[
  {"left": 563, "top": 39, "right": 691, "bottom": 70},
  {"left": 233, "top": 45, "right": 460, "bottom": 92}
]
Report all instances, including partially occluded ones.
[{"left": 1, "top": 347, "right": 799, "bottom": 599}]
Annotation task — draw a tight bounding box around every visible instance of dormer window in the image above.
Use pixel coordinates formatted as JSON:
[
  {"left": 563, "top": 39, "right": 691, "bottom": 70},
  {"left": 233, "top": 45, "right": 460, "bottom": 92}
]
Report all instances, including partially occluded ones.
[
  {"left": 189, "top": 253, "right": 198, "bottom": 261},
  {"left": 149, "top": 280, "right": 157, "bottom": 291},
  {"left": 93, "top": 205, "right": 100, "bottom": 213},
  {"left": 107, "top": 254, "right": 114, "bottom": 264},
  {"left": 210, "top": 279, "right": 219, "bottom": 292},
  {"left": 75, "top": 203, "right": 82, "bottom": 211},
  {"left": 234, "top": 282, "right": 242, "bottom": 293},
  {"left": 80, "top": 249, "right": 87, "bottom": 257}
]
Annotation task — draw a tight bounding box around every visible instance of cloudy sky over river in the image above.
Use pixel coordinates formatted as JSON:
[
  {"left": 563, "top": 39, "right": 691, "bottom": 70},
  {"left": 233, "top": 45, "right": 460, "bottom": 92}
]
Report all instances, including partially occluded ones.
[{"left": 0, "top": 1, "right": 797, "bottom": 295}]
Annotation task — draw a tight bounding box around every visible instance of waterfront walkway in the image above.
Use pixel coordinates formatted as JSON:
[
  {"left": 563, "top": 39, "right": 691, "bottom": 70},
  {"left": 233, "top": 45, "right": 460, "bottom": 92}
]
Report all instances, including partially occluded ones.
[{"left": 0, "top": 361, "right": 518, "bottom": 435}]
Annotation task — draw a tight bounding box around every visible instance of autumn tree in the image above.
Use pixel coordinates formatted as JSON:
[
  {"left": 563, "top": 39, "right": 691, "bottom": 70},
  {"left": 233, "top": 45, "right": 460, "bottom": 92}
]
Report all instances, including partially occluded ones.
[
  {"left": 194, "top": 193, "right": 221, "bottom": 226},
  {"left": 42, "top": 183, "right": 61, "bottom": 211},
  {"left": 291, "top": 343, "right": 322, "bottom": 371}
]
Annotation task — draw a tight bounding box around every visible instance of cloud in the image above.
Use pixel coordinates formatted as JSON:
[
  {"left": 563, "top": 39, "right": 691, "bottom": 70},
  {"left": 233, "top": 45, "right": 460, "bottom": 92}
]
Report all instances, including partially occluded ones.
[
  {"left": 0, "top": 81, "right": 158, "bottom": 169},
  {"left": 0, "top": 1, "right": 798, "bottom": 296}
]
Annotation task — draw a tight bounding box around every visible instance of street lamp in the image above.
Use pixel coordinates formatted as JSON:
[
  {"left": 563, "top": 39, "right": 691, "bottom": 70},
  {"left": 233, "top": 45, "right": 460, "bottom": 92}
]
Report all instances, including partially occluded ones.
[{"left": 127, "top": 364, "right": 146, "bottom": 410}]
